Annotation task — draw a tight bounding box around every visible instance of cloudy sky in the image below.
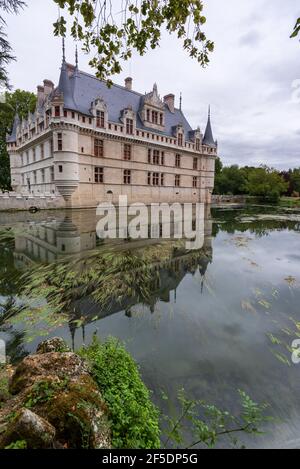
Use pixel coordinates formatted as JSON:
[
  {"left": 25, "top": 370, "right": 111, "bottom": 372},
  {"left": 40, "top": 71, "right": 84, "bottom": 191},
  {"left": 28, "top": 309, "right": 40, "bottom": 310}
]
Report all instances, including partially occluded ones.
[{"left": 3, "top": 0, "right": 300, "bottom": 169}]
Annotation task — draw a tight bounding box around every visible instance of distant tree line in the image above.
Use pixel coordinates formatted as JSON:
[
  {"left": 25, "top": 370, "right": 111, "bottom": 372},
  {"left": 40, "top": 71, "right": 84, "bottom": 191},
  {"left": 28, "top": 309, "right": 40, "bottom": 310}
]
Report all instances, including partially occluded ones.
[{"left": 213, "top": 158, "right": 299, "bottom": 203}]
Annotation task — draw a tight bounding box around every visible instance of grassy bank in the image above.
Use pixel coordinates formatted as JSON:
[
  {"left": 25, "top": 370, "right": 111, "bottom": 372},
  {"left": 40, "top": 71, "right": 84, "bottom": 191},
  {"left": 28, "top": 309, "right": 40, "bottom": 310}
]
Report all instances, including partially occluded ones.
[{"left": 279, "top": 197, "right": 300, "bottom": 208}]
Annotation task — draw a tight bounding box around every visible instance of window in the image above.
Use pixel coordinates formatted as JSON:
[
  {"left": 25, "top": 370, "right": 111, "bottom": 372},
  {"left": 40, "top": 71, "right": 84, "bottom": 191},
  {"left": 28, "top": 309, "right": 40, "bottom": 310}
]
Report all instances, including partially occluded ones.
[
  {"left": 178, "top": 133, "right": 183, "bottom": 146},
  {"left": 196, "top": 138, "right": 200, "bottom": 151},
  {"left": 64, "top": 110, "right": 68, "bottom": 118},
  {"left": 123, "top": 170, "right": 131, "bottom": 184},
  {"left": 146, "top": 109, "right": 150, "bottom": 121},
  {"left": 152, "top": 172, "right": 159, "bottom": 186},
  {"left": 57, "top": 133, "right": 63, "bottom": 151},
  {"left": 160, "top": 113, "right": 163, "bottom": 126},
  {"left": 161, "top": 152, "right": 165, "bottom": 165},
  {"left": 175, "top": 154, "right": 181, "bottom": 168},
  {"left": 153, "top": 150, "right": 160, "bottom": 165},
  {"left": 148, "top": 172, "right": 152, "bottom": 185},
  {"left": 175, "top": 175, "right": 181, "bottom": 187},
  {"left": 41, "top": 144, "right": 44, "bottom": 160},
  {"left": 161, "top": 173, "right": 164, "bottom": 186},
  {"left": 41, "top": 168, "right": 45, "bottom": 183},
  {"left": 33, "top": 171, "right": 37, "bottom": 184},
  {"left": 32, "top": 148, "right": 36, "bottom": 162},
  {"left": 96, "top": 110, "right": 105, "bottom": 128},
  {"left": 82, "top": 116, "right": 86, "bottom": 124},
  {"left": 126, "top": 118, "right": 133, "bottom": 135},
  {"left": 193, "top": 157, "right": 198, "bottom": 170},
  {"left": 50, "top": 166, "right": 54, "bottom": 182},
  {"left": 50, "top": 139, "right": 53, "bottom": 155},
  {"left": 54, "top": 106, "right": 60, "bottom": 117},
  {"left": 59, "top": 165, "right": 63, "bottom": 173},
  {"left": 95, "top": 166, "right": 104, "bottom": 183},
  {"left": 148, "top": 149, "right": 151, "bottom": 164},
  {"left": 72, "top": 112, "right": 75, "bottom": 119},
  {"left": 193, "top": 176, "right": 197, "bottom": 188},
  {"left": 94, "top": 138, "right": 104, "bottom": 158},
  {"left": 152, "top": 111, "right": 158, "bottom": 124},
  {"left": 89, "top": 118, "right": 92, "bottom": 124},
  {"left": 124, "top": 144, "right": 132, "bottom": 161}
]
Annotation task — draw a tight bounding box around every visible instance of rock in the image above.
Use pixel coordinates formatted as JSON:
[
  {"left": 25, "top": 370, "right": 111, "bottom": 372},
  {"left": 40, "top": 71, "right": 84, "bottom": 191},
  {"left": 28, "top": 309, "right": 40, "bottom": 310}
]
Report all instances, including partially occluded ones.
[
  {"left": 36, "top": 337, "right": 71, "bottom": 354},
  {"left": 9, "top": 352, "right": 89, "bottom": 395},
  {"left": 0, "top": 408, "right": 56, "bottom": 449}
]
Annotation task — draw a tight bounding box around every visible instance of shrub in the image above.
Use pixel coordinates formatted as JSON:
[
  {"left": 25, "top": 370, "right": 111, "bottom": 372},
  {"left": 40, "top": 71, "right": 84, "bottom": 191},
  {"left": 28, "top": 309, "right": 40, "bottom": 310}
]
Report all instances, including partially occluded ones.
[{"left": 80, "top": 338, "right": 160, "bottom": 449}]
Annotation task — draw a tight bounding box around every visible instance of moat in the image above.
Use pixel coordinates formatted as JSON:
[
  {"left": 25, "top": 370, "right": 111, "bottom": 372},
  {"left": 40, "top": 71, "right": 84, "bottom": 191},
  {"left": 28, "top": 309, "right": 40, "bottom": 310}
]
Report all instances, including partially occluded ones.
[{"left": 0, "top": 205, "right": 299, "bottom": 449}]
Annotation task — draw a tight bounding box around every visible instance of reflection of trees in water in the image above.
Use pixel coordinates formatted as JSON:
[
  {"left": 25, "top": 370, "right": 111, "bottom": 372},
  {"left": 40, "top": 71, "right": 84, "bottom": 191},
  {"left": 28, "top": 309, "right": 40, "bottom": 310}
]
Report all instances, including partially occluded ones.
[
  {"left": 212, "top": 207, "right": 300, "bottom": 237},
  {"left": 0, "top": 230, "right": 21, "bottom": 297}
]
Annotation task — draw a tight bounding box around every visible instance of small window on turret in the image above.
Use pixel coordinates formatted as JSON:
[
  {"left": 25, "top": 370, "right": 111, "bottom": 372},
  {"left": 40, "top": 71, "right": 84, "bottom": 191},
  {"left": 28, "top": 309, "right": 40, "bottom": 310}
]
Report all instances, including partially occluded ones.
[{"left": 57, "top": 133, "right": 63, "bottom": 151}]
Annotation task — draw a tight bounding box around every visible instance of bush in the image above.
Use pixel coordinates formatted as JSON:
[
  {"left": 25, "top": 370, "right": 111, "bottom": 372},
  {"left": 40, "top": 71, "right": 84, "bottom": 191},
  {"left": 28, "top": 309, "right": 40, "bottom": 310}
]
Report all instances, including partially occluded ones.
[{"left": 80, "top": 338, "right": 160, "bottom": 449}]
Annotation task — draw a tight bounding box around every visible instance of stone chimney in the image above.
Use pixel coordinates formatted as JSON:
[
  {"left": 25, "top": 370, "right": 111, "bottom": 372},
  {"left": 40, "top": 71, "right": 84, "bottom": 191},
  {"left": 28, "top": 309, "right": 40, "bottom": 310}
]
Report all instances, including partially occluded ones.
[
  {"left": 164, "top": 94, "right": 175, "bottom": 113},
  {"left": 125, "top": 77, "right": 133, "bottom": 91},
  {"left": 37, "top": 85, "right": 45, "bottom": 108},
  {"left": 43, "top": 80, "right": 55, "bottom": 97}
]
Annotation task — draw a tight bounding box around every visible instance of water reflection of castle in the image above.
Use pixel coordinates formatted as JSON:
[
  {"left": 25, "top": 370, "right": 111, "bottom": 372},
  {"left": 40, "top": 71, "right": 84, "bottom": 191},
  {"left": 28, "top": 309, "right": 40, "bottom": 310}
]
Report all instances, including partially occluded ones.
[{"left": 13, "top": 206, "right": 213, "bottom": 346}]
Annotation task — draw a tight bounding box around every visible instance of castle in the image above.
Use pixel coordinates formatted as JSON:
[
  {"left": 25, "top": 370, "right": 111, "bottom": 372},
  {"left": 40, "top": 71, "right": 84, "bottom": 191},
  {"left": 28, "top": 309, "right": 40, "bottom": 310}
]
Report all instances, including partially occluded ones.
[{"left": 7, "top": 48, "right": 217, "bottom": 208}]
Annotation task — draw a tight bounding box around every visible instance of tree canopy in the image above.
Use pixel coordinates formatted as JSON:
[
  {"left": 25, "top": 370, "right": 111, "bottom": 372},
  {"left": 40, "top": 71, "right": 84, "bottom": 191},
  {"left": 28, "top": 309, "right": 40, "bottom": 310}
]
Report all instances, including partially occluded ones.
[
  {"left": 214, "top": 163, "right": 290, "bottom": 203},
  {"left": 53, "top": 0, "right": 214, "bottom": 83}
]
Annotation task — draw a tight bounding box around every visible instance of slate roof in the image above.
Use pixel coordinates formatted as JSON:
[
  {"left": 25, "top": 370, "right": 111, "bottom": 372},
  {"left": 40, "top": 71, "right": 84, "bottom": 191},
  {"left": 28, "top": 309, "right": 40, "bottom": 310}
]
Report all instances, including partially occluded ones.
[
  {"left": 203, "top": 109, "right": 216, "bottom": 147},
  {"left": 6, "top": 114, "right": 19, "bottom": 143},
  {"left": 7, "top": 61, "right": 216, "bottom": 146},
  {"left": 63, "top": 67, "right": 194, "bottom": 139}
]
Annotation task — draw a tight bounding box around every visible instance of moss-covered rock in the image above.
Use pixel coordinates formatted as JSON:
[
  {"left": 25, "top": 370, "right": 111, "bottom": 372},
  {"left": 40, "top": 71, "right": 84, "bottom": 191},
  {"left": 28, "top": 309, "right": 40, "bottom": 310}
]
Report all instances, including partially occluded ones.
[
  {"left": 0, "top": 408, "right": 56, "bottom": 449},
  {"left": 0, "top": 339, "right": 111, "bottom": 449}
]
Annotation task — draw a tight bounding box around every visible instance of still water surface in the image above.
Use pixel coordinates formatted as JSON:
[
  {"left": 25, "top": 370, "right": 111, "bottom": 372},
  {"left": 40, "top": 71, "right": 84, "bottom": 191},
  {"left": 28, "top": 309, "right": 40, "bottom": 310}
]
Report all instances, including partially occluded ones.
[{"left": 0, "top": 205, "right": 299, "bottom": 448}]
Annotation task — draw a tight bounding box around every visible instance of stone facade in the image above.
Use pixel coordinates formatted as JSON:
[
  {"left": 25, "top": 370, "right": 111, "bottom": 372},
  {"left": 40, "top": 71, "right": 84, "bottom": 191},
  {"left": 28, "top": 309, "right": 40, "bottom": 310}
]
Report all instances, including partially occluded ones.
[{"left": 7, "top": 59, "right": 218, "bottom": 208}]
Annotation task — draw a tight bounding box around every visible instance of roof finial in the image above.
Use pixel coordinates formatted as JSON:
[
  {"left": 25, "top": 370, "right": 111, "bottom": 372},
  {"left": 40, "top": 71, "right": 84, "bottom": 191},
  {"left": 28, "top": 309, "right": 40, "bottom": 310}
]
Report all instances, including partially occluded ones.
[
  {"left": 208, "top": 104, "right": 211, "bottom": 119},
  {"left": 75, "top": 44, "right": 78, "bottom": 68},
  {"left": 180, "top": 92, "right": 182, "bottom": 111},
  {"left": 62, "top": 37, "right": 66, "bottom": 63}
]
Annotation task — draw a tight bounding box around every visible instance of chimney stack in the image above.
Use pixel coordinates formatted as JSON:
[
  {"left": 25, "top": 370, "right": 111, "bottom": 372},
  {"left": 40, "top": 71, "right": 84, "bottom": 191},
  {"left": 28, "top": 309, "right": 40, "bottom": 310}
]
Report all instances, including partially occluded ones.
[
  {"left": 43, "top": 79, "right": 55, "bottom": 97},
  {"left": 37, "top": 85, "right": 45, "bottom": 108},
  {"left": 125, "top": 77, "right": 133, "bottom": 91},
  {"left": 164, "top": 94, "right": 175, "bottom": 113}
]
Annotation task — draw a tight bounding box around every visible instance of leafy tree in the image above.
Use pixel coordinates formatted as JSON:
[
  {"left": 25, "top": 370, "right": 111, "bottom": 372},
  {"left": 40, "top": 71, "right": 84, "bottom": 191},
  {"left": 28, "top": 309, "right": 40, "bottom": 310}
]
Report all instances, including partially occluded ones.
[
  {"left": 0, "top": 89, "right": 36, "bottom": 190},
  {"left": 215, "top": 156, "right": 223, "bottom": 175},
  {"left": 288, "top": 168, "right": 300, "bottom": 196},
  {"left": 214, "top": 165, "right": 247, "bottom": 195},
  {"left": 53, "top": 0, "right": 214, "bottom": 83},
  {"left": 246, "top": 166, "right": 288, "bottom": 203},
  {"left": 0, "top": 0, "right": 25, "bottom": 88}
]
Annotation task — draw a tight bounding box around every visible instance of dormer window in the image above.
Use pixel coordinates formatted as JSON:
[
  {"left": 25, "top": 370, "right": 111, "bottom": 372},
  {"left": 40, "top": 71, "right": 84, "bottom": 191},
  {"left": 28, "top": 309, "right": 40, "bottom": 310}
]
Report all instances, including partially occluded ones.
[
  {"left": 196, "top": 138, "right": 200, "bottom": 151},
  {"left": 96, "top": 110, "right": 105, "bottom": 128},
  {"left": 54, "top": 106, "right": 60, "bottom": 117},
  {"left": 160, "top": 113, "right": 163, "bottom": 126},
  {"left": 147, "top": 109, "right": 150, "bottom": 121},
  {"left": 178, "top": 133, "right": 183, "bottom": 147}
]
